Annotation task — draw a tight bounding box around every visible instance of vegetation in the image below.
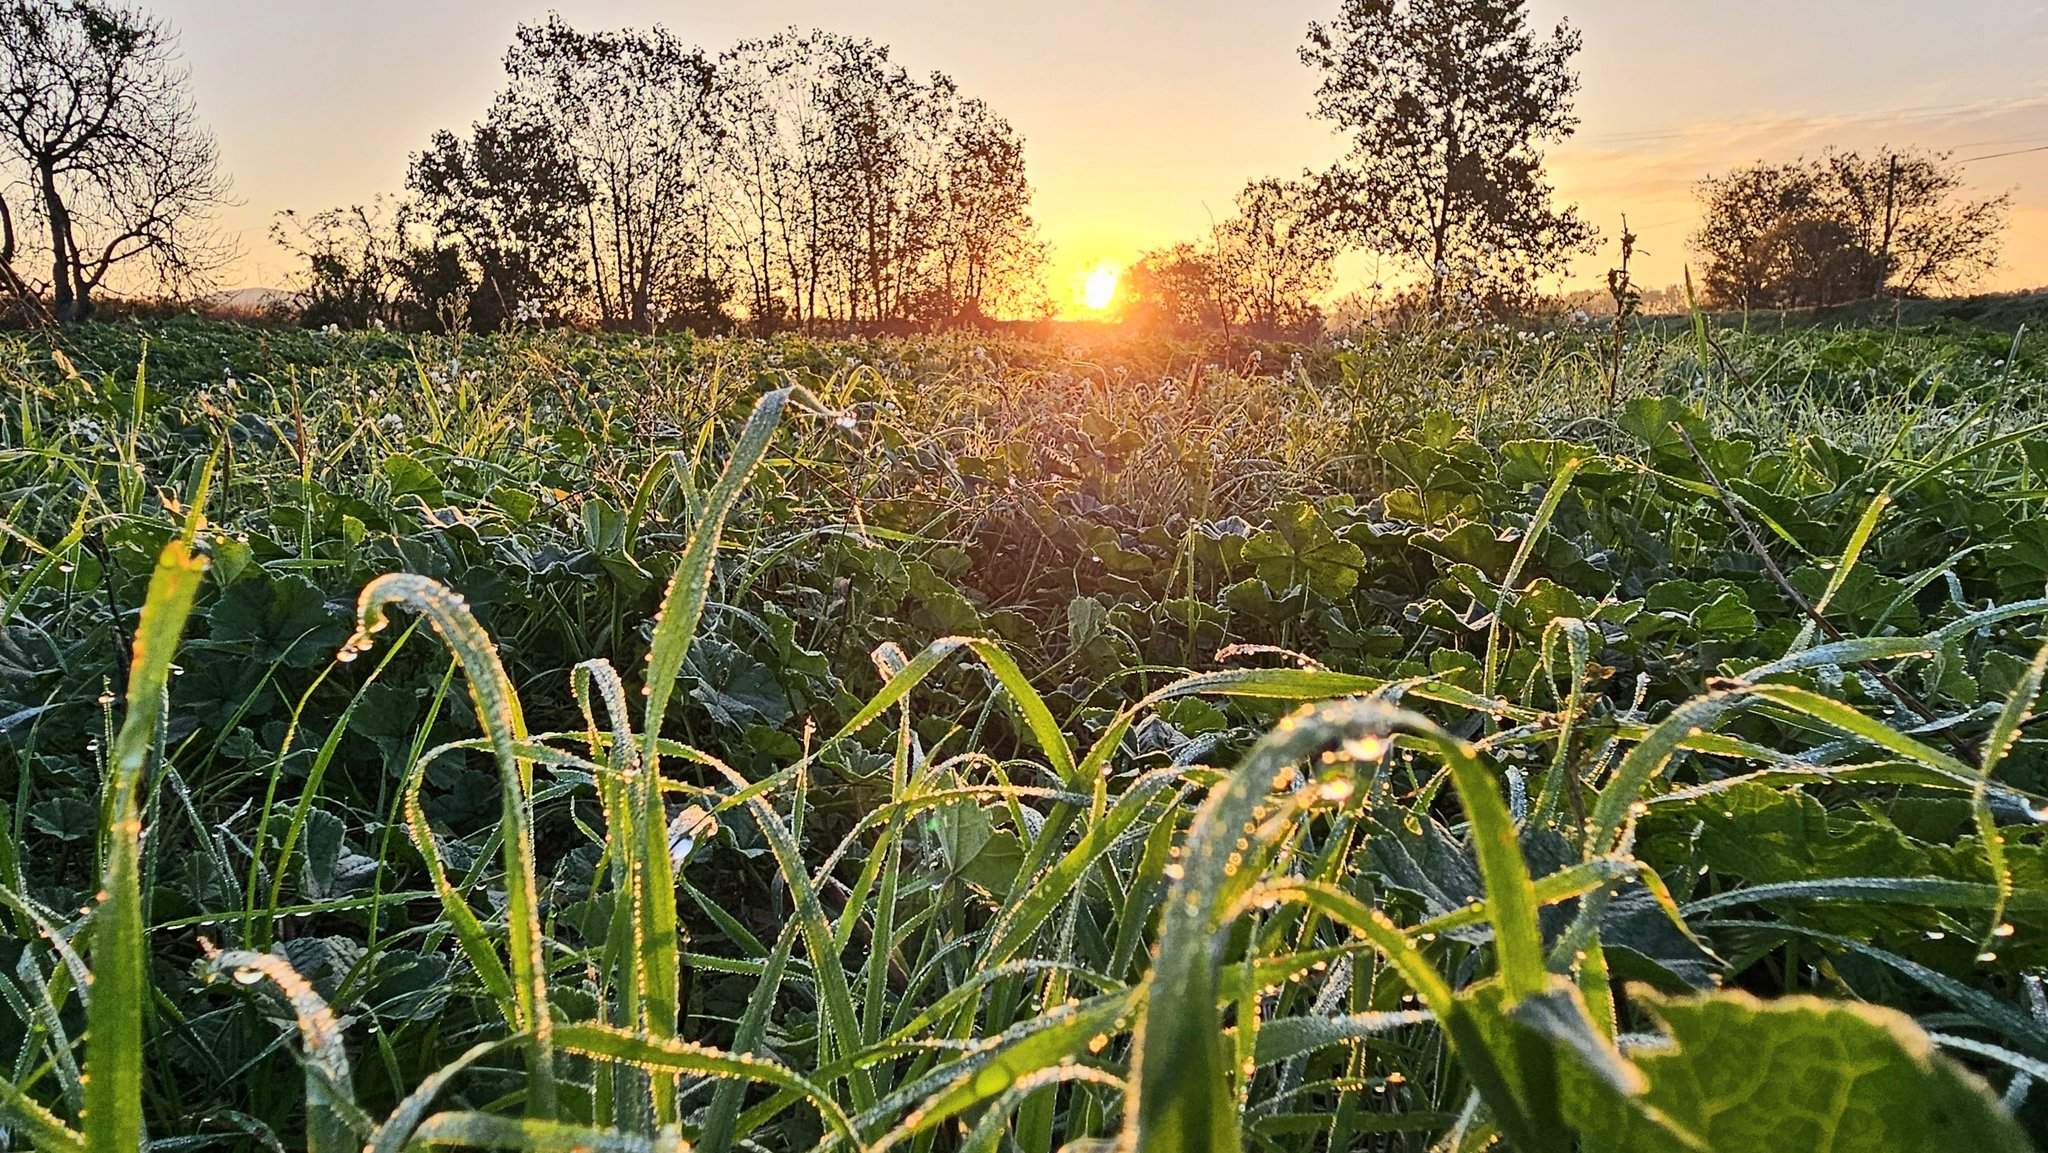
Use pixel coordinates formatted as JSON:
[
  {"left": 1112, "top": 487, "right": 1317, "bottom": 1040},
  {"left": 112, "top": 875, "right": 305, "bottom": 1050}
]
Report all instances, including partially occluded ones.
[
  {"left": 273, "top": 21, "right": 1050, "bottom": 335},
  {"left": 1121, "top": 179, "right": 1341, "bottom": 339},
  {"left": 1, "top": 1, "right": 2020, "bottom": 337},
  {"left": 1694, "top": 148, "right": 2010, "bottom": 310},
  {"left": 0, "top": 310, "right": 2045, "bottom": 1150},
  {"left": 1302, "top": 0, "right": 1596, "bottom": 314},
  {"left": 0, "top": 0, "right": 232, "bottom": 323},
  {"left": 0, "top": 0, "right": 2044, "bottom": 1148}
]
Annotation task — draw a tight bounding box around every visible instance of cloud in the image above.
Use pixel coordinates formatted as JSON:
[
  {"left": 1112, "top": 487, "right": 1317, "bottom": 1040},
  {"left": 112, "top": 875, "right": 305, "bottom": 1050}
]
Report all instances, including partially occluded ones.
[{"left": 1547, "top": 92, "right": 2048, "bottom": 290}]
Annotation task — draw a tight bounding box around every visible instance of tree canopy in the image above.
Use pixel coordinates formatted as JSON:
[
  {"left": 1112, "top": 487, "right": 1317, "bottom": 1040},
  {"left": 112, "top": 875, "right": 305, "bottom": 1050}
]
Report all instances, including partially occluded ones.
[
  {"left": 289, "top": 21, "right": 1050, "bottom": 333},
  {"left": 1302, "top": 0, "right": 1594, "bottom": 314},
  {"left": 1694, "top": 148, "right": 2009, "bottom": 310}
]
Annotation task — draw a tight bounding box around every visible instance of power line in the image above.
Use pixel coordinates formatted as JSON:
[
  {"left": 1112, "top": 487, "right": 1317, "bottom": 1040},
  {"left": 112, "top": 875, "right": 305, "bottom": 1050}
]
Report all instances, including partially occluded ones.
[
  {"left": 1959, "top": 143, "right": 2048, "bottom": 164},
  {"left": 1951, "top": 132, "right": 2048, "bottom": 150}
]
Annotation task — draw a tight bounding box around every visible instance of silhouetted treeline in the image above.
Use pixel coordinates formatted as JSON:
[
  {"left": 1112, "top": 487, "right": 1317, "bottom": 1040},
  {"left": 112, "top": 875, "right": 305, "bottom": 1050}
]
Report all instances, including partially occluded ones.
[{"left": 281, "top": 21, "right": 1050, "bottom": 334}]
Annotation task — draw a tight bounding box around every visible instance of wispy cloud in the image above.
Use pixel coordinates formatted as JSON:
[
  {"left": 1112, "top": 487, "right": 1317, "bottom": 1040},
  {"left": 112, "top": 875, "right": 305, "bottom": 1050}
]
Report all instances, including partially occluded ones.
[{"left": 1550, "top": 92, "right": 2048, "bottom": 289}]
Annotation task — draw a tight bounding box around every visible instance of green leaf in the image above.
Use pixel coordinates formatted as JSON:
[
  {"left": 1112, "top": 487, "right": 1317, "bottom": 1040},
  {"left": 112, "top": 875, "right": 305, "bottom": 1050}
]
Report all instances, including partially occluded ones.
[
  {"left": 1419, "top": 520, "right": 1519, "bottom": 579},
  {"left": 209, "top": 572, "right": 346, "bottom": 667},
  {"left": 1572, "top": 990, "right": 2033, "bottom": 1153},
  {"left": 405, "top": 1112, "right": 686, "bottom": 1152},
  {"left": 1691, "top": 591, "right": 1758, "bottom": 636},
  {"left": 27, "top": 797, "right": 96, "bottom": 843},
  {"left": 1243, "top": 502, "right": 1366, "bottom": 600},
  {"left": 1499, "top": 439, "right": 1600, "bottom": 488},
  {"left": 1067, "top": 596, "right": 1107, "bottom": 649},
  {"left": 683, "top": 637, "right": 791, "bottom": 730},
  {"left": 1618, "top": 396, "right": 1708, "bottom": 463},
  {"left": 635, "top": 386, "right": 806, "bottom": 1104},
  {"left": 380, "top": 452, "right": 444, "bottom": 502}
]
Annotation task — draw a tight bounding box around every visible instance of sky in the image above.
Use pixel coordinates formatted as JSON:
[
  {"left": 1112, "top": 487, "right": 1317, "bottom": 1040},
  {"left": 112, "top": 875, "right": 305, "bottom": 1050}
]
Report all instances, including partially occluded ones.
[{"left": 151, "top": 0, "right": 2048, "bottom": 311}]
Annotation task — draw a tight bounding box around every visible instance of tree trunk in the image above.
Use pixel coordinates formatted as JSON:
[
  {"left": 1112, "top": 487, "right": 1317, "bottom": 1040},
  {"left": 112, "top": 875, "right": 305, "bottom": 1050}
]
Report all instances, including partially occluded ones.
[
  {"left": 1873, "top": 155, "right": 1900, "bottom": 299},
  {"left": 0, "top": 191, "right": 44, "bottom": 323},
  {"left": 41, "top": 165, "right": 79, "bottom": 323}
]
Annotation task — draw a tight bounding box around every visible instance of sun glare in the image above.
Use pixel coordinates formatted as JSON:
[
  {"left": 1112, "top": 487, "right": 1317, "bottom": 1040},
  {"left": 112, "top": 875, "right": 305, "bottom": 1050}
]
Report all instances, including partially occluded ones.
[{"left": 1081, "top": 264, "right": 1120, "bottom": 312}]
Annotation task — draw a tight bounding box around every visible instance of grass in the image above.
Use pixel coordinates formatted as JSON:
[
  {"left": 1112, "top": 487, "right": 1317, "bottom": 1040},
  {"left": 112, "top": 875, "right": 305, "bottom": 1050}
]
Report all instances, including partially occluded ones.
[{"left": 0, "top": 312, "right": 2045, "bottom": 1150}]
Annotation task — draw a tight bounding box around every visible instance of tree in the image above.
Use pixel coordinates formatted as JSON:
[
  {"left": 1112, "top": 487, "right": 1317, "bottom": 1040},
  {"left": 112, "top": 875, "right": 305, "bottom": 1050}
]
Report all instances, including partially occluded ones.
[
  {"left": 896, "top": 91, "right": 1043, "bottom": 324},
  {"left": 272, "top": 200, "right": 412, "bottom": 331},
  {"left": 274, "top": 198, "right": 481, "bottom": 332},
  {"left": 1302, "top": 0, "right": 1593, "bottom": 313},
  {"left": 408, "top": 103, "right": 590, "bottom": 330},
  {"left": 1214, "top": 178, "right": 1339, "bottom": 334},
  {"left": 713, "top": 29, "right": 848, "bottom": 331},
  {"left": 711, "top": 31, "right": 1045, "bottom": 330},
  {"left": 286, "top": 19, "right": 1048, "bottom": 333},
  {"left": 499, "top": 17, "right": 723, "bottom": 330},
  {"left": 1692, "top": 161, "right": 1819, "bottom": 310},
  {"left": 814, "top": 40, "right": 926, "bottom": 325},
  {"left": 1121, "top": 242, "right": 1225, "bottom": 335},
  {"left": 1121, "top": 178, "right": 1337, "bottom": 337},
  {"left": 0, "top": 0, "right": 231, "bottom": 321},
  {"left": 1693, "top": 149, "right": 2008, "bottom": 309}
]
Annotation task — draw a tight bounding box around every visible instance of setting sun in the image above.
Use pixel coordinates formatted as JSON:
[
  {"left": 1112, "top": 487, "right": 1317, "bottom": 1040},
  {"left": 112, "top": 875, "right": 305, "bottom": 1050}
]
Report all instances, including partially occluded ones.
[{"left": 1081, "top": 263, "right": 1120, "bottom": 311}]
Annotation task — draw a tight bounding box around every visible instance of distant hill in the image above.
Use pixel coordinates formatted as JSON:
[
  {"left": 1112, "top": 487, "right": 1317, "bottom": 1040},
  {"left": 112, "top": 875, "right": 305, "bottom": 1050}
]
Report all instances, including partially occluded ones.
[{"left": 203, "top": 287, "right": 296, "bottom": 312}]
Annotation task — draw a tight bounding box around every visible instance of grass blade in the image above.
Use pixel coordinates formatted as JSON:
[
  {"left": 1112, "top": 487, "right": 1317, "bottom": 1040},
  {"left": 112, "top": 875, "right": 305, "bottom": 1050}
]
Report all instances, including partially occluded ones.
[
  {"left": 85, "top": 535, "right": 207, "bottom": 1153},
  {"left": 345, "top": 574, "right": 556, "bottom": 1117}
]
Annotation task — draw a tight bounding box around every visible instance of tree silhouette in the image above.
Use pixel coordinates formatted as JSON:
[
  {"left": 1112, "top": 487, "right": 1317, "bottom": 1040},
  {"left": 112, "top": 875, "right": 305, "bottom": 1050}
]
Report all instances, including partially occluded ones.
[
  {"left": 1302, "top": 0, "right": 1592, "bottom": 313},
  {"left": 289, "top": 20, "right": 1051, "bottom": 334},
  {"left": 1125, "top": 178, "right": 1337, "bottom": 337},
  {"left": 409, "top": 105, "right": 590, "bottom": 330},
  {"left": 0, "top": 0, "right": 231, "bottom": 321},
  {"left": 1694, "top": 149, "right": 2009, "bottom": 309}
]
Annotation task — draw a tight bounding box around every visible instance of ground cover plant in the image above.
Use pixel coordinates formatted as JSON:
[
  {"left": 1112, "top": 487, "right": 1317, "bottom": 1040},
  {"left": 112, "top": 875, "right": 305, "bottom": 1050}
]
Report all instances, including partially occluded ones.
[{"left": 1, "top": 312, "right": 2047, "bottom": 1150}]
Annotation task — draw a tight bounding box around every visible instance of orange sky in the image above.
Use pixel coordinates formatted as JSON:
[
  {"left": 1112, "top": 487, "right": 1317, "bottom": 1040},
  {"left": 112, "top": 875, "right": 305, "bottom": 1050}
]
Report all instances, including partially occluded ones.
[{"left": 151, "top": 0, "right": 2048, "bottom": 312}]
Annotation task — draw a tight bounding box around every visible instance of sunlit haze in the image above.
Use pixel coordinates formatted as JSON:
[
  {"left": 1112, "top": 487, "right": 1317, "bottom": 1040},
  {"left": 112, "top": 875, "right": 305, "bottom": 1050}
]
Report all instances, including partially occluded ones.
[
  {"left": 1081, "top": 264, "right": 1121, "bottom": 313},
  {"left": 151, "top": 0, "right": 2048, "bottom": 311}
]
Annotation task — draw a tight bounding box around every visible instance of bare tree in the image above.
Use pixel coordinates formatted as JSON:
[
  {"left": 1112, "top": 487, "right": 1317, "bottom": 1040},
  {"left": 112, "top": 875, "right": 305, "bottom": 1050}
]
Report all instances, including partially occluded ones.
[
  {"left": 1215, "top": 178, "right": 1339, "bottom": 334},
  {"left": 714, "top": 30, "right": 884, "bottom": 331},
  {"left": 0, "top": 174, "right": 47, "bottom": 320},
  {"left": 0, "top": 0, "right": 232, "bottom": 321},
  {"left": 710, "top": 28, "right": 1044, "bottom": 330},
  {"left": 815, "top": 41, "right": 920, "bottom": 324},
  {"left": 1826, "top": 148, "right": 2008, "bottom": 298},
  {"left": 500, "top": 17, "right": 724, "bottom": 330}
]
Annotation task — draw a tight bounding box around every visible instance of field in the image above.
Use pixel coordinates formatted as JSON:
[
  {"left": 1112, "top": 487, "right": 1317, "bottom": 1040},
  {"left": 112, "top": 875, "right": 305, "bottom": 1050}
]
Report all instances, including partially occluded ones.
[{"left": 4, "top": 312, "right": 2048, "bottom": 1151}]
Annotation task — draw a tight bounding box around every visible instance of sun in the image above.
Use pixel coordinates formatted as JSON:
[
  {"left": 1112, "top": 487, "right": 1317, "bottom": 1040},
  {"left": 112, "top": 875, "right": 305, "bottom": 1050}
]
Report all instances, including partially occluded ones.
[{"left": 1081, "top": 264, "right": 1120, "bottom": 311}]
